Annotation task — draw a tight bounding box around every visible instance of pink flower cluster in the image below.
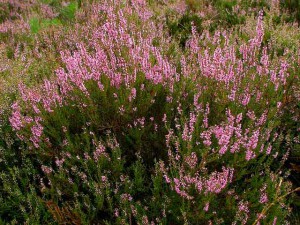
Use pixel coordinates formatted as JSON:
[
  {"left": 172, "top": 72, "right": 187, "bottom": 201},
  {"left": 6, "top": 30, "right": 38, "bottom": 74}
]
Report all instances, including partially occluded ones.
[
  {"left": 160, "top": 149, "right": 234, "bottom": 199},
  {"left": 200, "top": 109, "right": 267, "bottom": 160}
]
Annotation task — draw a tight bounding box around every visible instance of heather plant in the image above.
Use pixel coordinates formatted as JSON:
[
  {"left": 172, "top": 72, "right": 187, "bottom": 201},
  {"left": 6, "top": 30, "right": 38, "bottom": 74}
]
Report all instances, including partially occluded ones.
[
  {"left": 280, "top": 0, "right": 300, "bottom": 23},
  {"left": 166, "top": 0, "right": 267, "bottom": 34},
  {"left": 0, "top": 0, "right": 89, "bottom": 110},
  {"left": 166, "top": 12, "right": 203, "bottom": 48},
  {"left": 239, "top": 3, "right": 300, "bottom": 55},
  {"left": 6, "top": 1, "right": 299, "bottom": 224},
  {"left": 0, "top": 104, "right": 56, "bottom": 224},
  {"left": 1, "top": 0, "right": 299, "bottom": 224}
]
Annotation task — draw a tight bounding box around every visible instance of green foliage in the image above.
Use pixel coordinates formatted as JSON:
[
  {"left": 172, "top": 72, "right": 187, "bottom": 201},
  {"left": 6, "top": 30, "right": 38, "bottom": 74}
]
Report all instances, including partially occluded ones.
[
  {"left": 29, "top": 18, "right": 41, "bottom": 34},
  {"left": 0, "top": 117, "right": 55, "bottom": 224},
  {"left": 211, "top": 0, "right": 246, "bottom": 30},
  {"left": 0, "top": 3, "right": 10, "bottom": 23},
  {"left": 59, "top": 2, "right": 78, "bottom": 21},
  {"left": 167, "top": 13, "right": 202, "bottom": 48},
  {"left": 280, "top": 0, "right": 300, "bottom": 23},
  {"left": 30, "top": 17, "right": 61, "bottom": 34},
  {"left": 42, "top": 18, "right": 62, "bottom": 27}
]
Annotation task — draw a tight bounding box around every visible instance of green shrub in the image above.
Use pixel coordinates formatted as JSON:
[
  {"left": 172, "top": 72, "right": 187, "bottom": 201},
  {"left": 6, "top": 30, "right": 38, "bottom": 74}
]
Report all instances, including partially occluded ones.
[{"left": 167, "top": 13, "right": 202, "bottom": 48}]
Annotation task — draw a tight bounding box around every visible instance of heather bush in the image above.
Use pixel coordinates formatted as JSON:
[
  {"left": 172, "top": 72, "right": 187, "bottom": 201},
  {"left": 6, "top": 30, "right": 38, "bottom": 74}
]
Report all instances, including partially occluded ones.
[
  {"left": 0, "top": 106, "right": 56, "bottom": 224},
  {"left": 280, "top": 0, "right": 300, "bottom": 23},
  {"left": 167, "top": 12, "right": 203, "bottom": 48},
  {"left": 1, "top": 0, "right": 299, "bottom": 224}
]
